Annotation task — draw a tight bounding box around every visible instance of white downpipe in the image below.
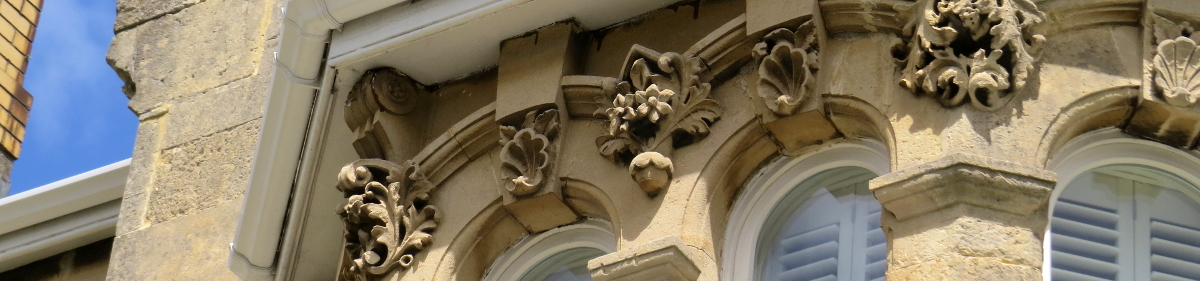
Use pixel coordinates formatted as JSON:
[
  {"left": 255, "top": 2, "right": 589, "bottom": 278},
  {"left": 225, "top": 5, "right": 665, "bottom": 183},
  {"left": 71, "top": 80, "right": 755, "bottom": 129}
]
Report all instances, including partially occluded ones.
[{"left": 228, "top": 1, "right": 408, "bottom": 280}]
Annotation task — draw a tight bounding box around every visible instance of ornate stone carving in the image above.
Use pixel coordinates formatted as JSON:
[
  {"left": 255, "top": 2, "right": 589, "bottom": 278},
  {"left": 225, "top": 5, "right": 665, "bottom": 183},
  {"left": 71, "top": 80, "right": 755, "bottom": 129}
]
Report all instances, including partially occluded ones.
[
  {"left": 596, "top": 47, "right": 722, "bottom": 195},
  {"left": 344, "top": 68, "right": 425, "bottom": 159},
  {"left": 1149, "top": 15, "right": 1200, "bottom": 107},
  {"left": 896, "top": 0, "right": 1046, "bottom": 111},
  {"left": 336, "top": 159, "right": 440, "bottom": 280},
  {"left": 498, "top": 109, "right": 560, "bottom": 196},
  {"left": 753, "top": 20, "right": 820, "bottom": 116}
]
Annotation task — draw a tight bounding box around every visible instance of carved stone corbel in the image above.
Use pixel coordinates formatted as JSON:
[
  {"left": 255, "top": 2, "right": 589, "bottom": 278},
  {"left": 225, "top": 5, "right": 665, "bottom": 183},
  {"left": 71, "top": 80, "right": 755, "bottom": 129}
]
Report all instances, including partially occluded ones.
[
  {"left": 335, "top": 159, "right": 441, "bottom": 281},
  {"left": 344, "top": 68, "right": 426, "bottom": 159},
  {"left": 496, "top": 108, "right": 578, "bottom": 232},
  {"left": 894, "top": 0, "right": 1046, "bottom": 111},
  {"left": 1125, "top": 14, "right": 1200, "bottom": 148},
  {"left": 752, "top": 19, "right": 840, "bottom": 153},
  {"left": 595, "top": 46, "right": 722, "bottom": 196}
]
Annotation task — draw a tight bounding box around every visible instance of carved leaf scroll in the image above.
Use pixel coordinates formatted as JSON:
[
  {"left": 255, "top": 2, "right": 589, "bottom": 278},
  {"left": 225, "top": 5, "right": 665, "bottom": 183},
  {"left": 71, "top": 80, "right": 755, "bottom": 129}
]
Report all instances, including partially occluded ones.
[
  {"left": 498, "top": 109, "right": 560, "bottom": 196},
  {"left": 336, "top": 159, "right": 440, "bottom": 281},
  {"left": 597, "top": 47, "right": 722, "bottom": 195},
  {"left": 896, "top": 0, "right": 1045, "bottom": 111},
  {"left": 1149, "top": 15, "right": 1200, "bottom": 108},
  {"left": 753, "top": 19, "right": 820, "bottom": 116}
]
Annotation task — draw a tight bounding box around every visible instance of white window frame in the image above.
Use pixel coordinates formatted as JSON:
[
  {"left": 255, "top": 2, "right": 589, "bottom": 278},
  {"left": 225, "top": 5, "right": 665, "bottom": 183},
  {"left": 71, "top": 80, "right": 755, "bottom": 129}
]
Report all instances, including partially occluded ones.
[
  {"left": 1044, "top": 128, "right": 1200, "bottom": 280},
  {"left": 483, "top": 219, "right": 617, "bottom": 281},
  {"left": 722, "top": 141, "right": 890, "bottom": 281}
]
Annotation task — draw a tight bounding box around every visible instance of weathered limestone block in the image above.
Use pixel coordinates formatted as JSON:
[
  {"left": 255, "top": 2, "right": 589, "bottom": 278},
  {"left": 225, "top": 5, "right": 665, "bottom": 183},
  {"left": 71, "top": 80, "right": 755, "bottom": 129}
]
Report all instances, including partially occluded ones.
[
  {"left": 115, "top": 110, "right": 166, "bottom": 236},
  {"left": 107, "top": 201, "right": 240, "bottom": 281},
  {"left": 144, "top": 121, "right": 259, "bottom": 224},
  {"left": 160, "top": 70, "right": 269, "bottom": 149},
  {"left": 114, "top": 0, "right": 203, "bottom": 32},
  {"left": 107, "top": 0, "right": 271, "bottom": 114},
  {"left": 588, "top": 236, "right": 702, "bottom": 281},
  {"left": 871, "top": 154, "right": 1055, "bottom": 280},
  {"left": 496, "top": 21, "right": 581, "bottom": 123}
]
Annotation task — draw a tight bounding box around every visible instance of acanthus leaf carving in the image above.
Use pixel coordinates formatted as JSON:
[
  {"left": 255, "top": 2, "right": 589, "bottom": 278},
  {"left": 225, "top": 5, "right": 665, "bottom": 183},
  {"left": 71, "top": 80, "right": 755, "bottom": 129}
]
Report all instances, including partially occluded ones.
[
  {"left": 896, "top": 0, "right": 1045, "bottom": 111},
  {"left": 1149, "top": 15, "right": 1200, "bottom": 108},
  {"left": 597, "top": 47, "right": 722, "bottom": 195},
  {"left": 336, "top": 159, "right": 440, "bottom": 281},
  {"left": 498, "top": 108, "right": 560, "bottom": 197},
  {"left": 753, "top": 19, "right": 820, "bottom": 116}
]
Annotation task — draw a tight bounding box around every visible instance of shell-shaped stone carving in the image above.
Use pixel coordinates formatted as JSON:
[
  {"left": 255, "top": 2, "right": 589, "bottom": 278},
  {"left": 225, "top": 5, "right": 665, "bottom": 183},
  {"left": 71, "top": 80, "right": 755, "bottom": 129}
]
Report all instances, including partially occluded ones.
[
  {"left": 336, "top": 159, "right": 440, "bottom": 280},
  {"left": 1153, "top": 37, "right": 1200, "bottom": 107},
  {"left": 753, "top": 21, "right": 818, "bottom": 116},
  {"left": 499, "top": 109, "right": 560, "bottom": 196}
]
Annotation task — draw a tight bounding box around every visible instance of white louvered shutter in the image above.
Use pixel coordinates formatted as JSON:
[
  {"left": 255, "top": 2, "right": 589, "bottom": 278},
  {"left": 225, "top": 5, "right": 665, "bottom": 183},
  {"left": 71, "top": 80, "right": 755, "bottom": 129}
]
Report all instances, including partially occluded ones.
[
  {"left": 764, "top": 174, "right": 885, "bottom": 281},
  {"left": 1050, "top": 170, "right": 1200, "bottom": 281}
]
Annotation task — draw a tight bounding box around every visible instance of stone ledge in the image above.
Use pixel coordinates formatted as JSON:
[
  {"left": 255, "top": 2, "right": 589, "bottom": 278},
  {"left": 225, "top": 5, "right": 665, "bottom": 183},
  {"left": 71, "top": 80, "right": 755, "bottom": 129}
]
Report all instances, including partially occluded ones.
[
  {"left": 588, "top": 235, "right": 702, "bottom": 281},
  {"left": 871, "top": 153, "right": 1056, "bottom": 221}
]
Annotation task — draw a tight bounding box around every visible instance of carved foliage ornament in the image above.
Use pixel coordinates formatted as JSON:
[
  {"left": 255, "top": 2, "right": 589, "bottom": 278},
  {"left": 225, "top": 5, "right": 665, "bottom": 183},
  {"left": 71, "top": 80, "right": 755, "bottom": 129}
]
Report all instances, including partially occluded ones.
[
  {"left": 597, "top": 48, "right": 721, "bottom": 195},
  {"left": 1149, "top": 15, "right": 1200, "bottom": 107},
  {"left": 897, "top": 0, "right": 1045, "bottom": 111},
  {"left": 336, "top": 159, "right": 440, "bottom": 280},
  {"left": 499, "top": 108, "right": 560, "bottom": 196},
  {"left": 753, "top": 19, "right": 820, "bottom": 116}
]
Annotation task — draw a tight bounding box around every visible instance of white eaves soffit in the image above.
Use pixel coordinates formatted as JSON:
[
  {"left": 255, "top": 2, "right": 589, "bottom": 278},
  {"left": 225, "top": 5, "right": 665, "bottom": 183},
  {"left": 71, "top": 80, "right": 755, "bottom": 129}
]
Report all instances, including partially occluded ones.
[{"left": 328, "top": 0, "right": 683, "bottom": 84}]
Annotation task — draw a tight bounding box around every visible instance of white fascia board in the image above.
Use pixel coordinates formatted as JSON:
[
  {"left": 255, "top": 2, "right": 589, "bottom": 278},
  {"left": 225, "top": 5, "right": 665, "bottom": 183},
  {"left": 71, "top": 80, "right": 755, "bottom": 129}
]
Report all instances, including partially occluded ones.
[
  {"left": 0, "top": 159, "right": 128, "bottom": 235},
  {"left": 0, "top": 159, "right": 129, "bottom": 272},
  {"left": 327, "top": 0, "right": 681, "bottom": 84}
]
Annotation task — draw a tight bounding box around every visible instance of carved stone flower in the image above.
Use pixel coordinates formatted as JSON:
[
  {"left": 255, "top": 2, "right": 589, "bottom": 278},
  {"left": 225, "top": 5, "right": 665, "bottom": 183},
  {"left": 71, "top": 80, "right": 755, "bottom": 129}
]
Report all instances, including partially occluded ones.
[
  {"left": 1153, "top": 36, "right": 1200, "bottom": 107},
  {"left": 635, "top": 85, "right": 675, "bottom": 123}
]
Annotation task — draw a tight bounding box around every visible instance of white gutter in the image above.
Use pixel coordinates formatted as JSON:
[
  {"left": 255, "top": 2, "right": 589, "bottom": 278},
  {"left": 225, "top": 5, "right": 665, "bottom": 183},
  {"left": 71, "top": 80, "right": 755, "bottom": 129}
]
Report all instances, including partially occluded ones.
[
  {"left": 228, "top": 0, "right": 409, "bottom": 280},
  {"left": 0, "top": 159, "right": 128, "bottom": 272}
]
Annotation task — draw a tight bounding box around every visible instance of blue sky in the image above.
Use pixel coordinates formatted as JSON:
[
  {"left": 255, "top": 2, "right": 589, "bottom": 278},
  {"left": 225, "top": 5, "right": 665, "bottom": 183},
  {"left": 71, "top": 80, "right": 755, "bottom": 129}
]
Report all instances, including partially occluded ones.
[{"left": 9, "top": 0, "right": 136, "bottom": 194}]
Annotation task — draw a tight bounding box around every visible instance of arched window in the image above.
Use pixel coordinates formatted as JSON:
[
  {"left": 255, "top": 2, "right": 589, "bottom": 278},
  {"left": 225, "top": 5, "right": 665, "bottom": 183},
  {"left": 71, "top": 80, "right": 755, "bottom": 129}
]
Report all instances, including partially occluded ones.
[
  {"left": 484, "top": 219, "right": 616, "bottom": 281},
  {"left": 1047, "top": 129, "right": 1200, "bottom": 280},
  {"left": 724, "top": 142, "right": 890, "bottom": 281}
]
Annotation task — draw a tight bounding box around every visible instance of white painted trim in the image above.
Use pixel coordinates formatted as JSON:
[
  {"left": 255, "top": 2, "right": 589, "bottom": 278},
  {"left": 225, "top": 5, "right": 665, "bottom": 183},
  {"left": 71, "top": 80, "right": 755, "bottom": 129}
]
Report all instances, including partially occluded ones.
[
  {"left": 483, "top": 219, "right": 616, "bottom": 281},
  {"left": 1042, "top": 128, "right": 1200, "bottom": 281},
  {"left": 721, "top": 142, "right": 889, "bottom": 281},
  {"left": 327, "top": 0, "right": 681, "bottom": 84},
  {"left": 0, "top": 159, "right": 128, "bottom": 272}
]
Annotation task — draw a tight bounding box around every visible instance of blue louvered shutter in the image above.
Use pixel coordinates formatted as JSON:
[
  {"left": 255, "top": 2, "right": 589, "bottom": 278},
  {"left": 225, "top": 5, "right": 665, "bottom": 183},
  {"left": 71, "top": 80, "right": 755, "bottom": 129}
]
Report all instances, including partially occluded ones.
[
  {"left": 764, "top": 176, "right": 885, "bottom": 281},
  {"left": 1050, "top": 170, "right": 1200, "bottom": 281}
]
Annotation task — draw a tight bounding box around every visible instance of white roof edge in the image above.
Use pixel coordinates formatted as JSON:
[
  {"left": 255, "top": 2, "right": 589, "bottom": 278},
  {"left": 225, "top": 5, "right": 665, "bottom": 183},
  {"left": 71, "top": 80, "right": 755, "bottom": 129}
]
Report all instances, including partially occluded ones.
[
  {"left": 0, "top": 159, "right": 129, "bottom": 272},
  {"left": 0, "top": 159, "right": 130, "bottom": 235}
]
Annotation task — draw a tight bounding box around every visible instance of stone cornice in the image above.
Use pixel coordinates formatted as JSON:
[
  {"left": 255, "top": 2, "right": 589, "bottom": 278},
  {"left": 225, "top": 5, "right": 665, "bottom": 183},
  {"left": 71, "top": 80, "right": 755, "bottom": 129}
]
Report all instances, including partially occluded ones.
[{"left": 871, "top": 153, "right": 1056, "bottom": 221}]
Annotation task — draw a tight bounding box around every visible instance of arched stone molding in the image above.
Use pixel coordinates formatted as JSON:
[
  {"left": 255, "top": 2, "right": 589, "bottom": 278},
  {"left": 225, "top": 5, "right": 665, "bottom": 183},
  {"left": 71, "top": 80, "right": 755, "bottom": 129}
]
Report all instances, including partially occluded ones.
[
  {"left": 720, "top": 141, "right": 890, "bottom": 281},
  {"left": 485, "top": 219, "right": 617, "bottom": 281},
  {"left": 1042, "top": 128, "right": 1200, "bottom": 280},
  {"left": 1035, "top": 86, "right": 1139, "bottom": 167},
  {"left": 427, "top": 178, "right": 625, "bottom": 281}
]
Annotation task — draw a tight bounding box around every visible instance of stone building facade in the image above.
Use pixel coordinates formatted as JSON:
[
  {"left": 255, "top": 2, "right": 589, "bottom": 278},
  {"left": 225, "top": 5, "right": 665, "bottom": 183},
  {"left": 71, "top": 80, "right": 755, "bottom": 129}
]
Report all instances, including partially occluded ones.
[{"left": 94, "top": 0, "right": 1200, "bottom": 280}]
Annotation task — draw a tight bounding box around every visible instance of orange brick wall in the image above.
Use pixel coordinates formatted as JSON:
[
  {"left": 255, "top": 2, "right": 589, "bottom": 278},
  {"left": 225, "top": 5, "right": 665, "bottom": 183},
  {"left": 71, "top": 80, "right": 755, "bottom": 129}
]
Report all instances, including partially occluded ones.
[{"left": 0, "top": 0, "right": 37, "bottom": 159}]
